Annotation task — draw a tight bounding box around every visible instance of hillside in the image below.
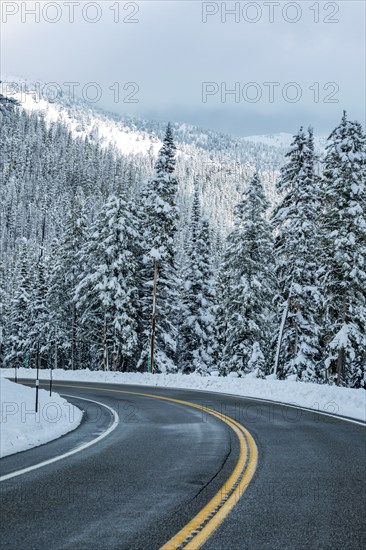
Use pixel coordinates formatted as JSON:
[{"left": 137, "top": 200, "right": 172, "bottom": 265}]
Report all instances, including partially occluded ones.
[{"left": 3, "top": 77, "right": 286, "bottom": 226}]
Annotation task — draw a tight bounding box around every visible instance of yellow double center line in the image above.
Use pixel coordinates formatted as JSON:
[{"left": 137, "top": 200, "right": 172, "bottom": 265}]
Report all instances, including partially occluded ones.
[{"left": 34, "top": 383, "right": 258, "bottom": 549}]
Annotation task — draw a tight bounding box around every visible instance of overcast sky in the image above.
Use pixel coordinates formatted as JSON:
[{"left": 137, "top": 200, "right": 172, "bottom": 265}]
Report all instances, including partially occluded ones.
[{"left": 1, "top": 1, "right": 365, "bottom": 136}]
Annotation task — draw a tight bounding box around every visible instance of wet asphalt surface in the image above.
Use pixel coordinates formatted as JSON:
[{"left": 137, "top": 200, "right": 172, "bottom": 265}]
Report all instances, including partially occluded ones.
[{"left": 0, "top": 379, "right": 365, "bottom": 550}]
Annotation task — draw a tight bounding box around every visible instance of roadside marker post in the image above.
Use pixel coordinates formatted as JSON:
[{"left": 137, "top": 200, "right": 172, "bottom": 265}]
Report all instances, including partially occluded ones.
[
  {"left": 50, "top": 364, "right": 53, "bottom": 397},
  {"left": 35, "top": 343, "right": 40, "bottom": 413},
  {"left": 50, "top": 340, "right": 57, "bottom": 397}
]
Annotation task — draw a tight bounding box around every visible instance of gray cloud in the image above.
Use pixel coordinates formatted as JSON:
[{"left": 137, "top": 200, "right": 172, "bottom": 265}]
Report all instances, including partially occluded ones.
[{"left": 1, "top": 1, "right": 365, "bottom": 136}]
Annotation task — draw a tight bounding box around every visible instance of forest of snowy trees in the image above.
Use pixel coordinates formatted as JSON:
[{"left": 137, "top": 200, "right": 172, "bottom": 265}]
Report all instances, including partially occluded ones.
[{"left": 0, "top": 97, "right": 365, "bottom": 388}]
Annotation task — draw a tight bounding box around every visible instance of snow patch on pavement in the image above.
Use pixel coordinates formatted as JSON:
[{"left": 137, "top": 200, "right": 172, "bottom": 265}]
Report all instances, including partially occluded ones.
[
  {"left": 1, "top": 369, "right": 365, "bottom": 422},
  {"left": 0, "top": 378, "right": 83, "bottom": 458}
]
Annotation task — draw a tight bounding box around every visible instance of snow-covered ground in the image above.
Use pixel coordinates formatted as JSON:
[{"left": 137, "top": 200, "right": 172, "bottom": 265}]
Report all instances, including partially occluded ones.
[
  {"left": 1, "top": 369, "right": 365, "bottom": 422},
  {"left": 0, "top": 378, "right": 83, "bottom": 458},
  {"left": 2, "top": 76, "right": 163, "bottom": 157}
]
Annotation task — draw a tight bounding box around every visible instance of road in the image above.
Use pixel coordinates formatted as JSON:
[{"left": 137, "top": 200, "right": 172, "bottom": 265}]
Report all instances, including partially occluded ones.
[{"left": 0, "top": 380, "right": 365, "bottom": 549}]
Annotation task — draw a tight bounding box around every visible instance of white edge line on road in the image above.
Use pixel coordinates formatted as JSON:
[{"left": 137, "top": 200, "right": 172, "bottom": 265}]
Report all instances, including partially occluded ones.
[
  {"left": 0, "top": 395, "right": 120, "bottom": 482},
  {"left": 218, "top": 392, "right": 366, "bottom": 427}
]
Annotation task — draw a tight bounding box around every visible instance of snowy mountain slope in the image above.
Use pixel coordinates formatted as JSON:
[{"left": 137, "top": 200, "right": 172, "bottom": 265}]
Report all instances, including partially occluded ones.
[
  {"left": 1, "top": 76, "right": 332, "bottom": 240},
  {"left": 242, "top": 132, "right": 327, "bottom": 151},
  {"left": 242, "top": 132, "right": 293, "bottom": 149},
  {"left": 2, "top": 76, "right": 328, "bottom": 240},
  {"left": 3, "top": 76, "right": 284, "bottom": 165},
  {"left": 2, "top": 76, "right": 288, "bottom": 236},
  {"left": 4, "top": 80, "right": 163, "bottom": 157}
]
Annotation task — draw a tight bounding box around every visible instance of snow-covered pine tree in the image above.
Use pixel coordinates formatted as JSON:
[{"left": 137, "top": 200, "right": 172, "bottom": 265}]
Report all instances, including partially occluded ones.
[
  {"left": 5, "top": 240, "right": 33, "bottom": 370},
  {"left": 59, "top": 195, "right": 87, "bottom": 369},
  {"left": 272, "top": 127, "right": 322, "bottom": 381},
  {"left": 0, "top": 87, "right": 19, "bottom": 111},
  {"left": 220, "top": 172, "right": 275, "bottom": 375},
  {"left": 75, "top": 194, "right": 139, "bottom": 371},
  {"left": 318, "top": 112, "right": 366, "bottom": 387},
  {"left": 212, "top": 262, "right": 230, "bottom": 371},
  {"left": 30, "top": 255, "right": 49, "bottom": 368},
  {"left": 138, "top": 123, "right": 180, "bottom": 373},
  {"left": 45, "top": 239, "right": 66, "bottom": 369},
  {"left": 179, "top": 181, "right": 215, "bottom": 374},
  {"left": 247, "top": 342, "right": 266, "bottom": 379}
]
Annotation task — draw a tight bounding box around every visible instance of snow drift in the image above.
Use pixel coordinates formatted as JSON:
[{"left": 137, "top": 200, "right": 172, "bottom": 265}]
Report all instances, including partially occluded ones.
[{"left": 0, "top": 378, "right": 83, "bottom": 458}]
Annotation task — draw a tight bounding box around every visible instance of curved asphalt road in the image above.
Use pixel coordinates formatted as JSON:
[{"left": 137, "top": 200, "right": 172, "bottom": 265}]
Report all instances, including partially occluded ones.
[{"left": 0, "top": 380, "right": 365, "bottom": 550}]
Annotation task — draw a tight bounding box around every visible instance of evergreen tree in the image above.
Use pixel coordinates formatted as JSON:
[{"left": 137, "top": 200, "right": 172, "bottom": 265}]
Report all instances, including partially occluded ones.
[
  {"left": 46, "top": 232, "right": 84, "bottom": 371},
  {"left": 220, "top": 173, "right": 275, "bottom": 375},
  {"left": 212, "top": 262, "right": 230, "bottom": 371},
  {"left": 0, "top": 87, "right": 19, "bottom": 111},
  {"left": 180, "top": 182, "right": 215, "bottom": 373},
  {"left": 319, "top": 113, "right": 366, "bottom": 387},
  {"left": 272, "top": 128, "right": 322, "bottom": 381},
  {"left": 45, "top": 239, "right": 66, "bottom": 368},
  {"left": 247, "top": 341, "right": 266, "bottom": 379},
  {"left": 76, "top": 194, "right": 139, "bottom": 371},
  {"left": 5, "top": 240, "right": 33, "bottom": 369},
  {"left": 138, "top": 124, "right": 180, "bottom": 372},
  {"left": 60, "top": 195, "right": 87, "bottom": 369},
  {"left": 30, "top": 256, "right": 49, "bottom": 367}
]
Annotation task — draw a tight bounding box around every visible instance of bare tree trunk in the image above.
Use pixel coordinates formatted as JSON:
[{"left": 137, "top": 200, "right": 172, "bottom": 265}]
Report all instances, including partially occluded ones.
[
  {"left": 294, "top": 306, "right": 299, "bottom": 381},
  {"left": 335, "top": 348, "right": 345, "bottom": 386},
  {"left": 150, "top": 259, "right": 158, "bottom": 374},
  {"left": 71, "top": 304, "right": 76, "bottom": 370},
  {"left": 335, "top": 293, "right": 347, "bottom": 386},
  {"left": 274, "top": 295, "right": 291, "bottom": 375},
  {"left": 103, "top": 313, "right": 107, "bottom": 371}
]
